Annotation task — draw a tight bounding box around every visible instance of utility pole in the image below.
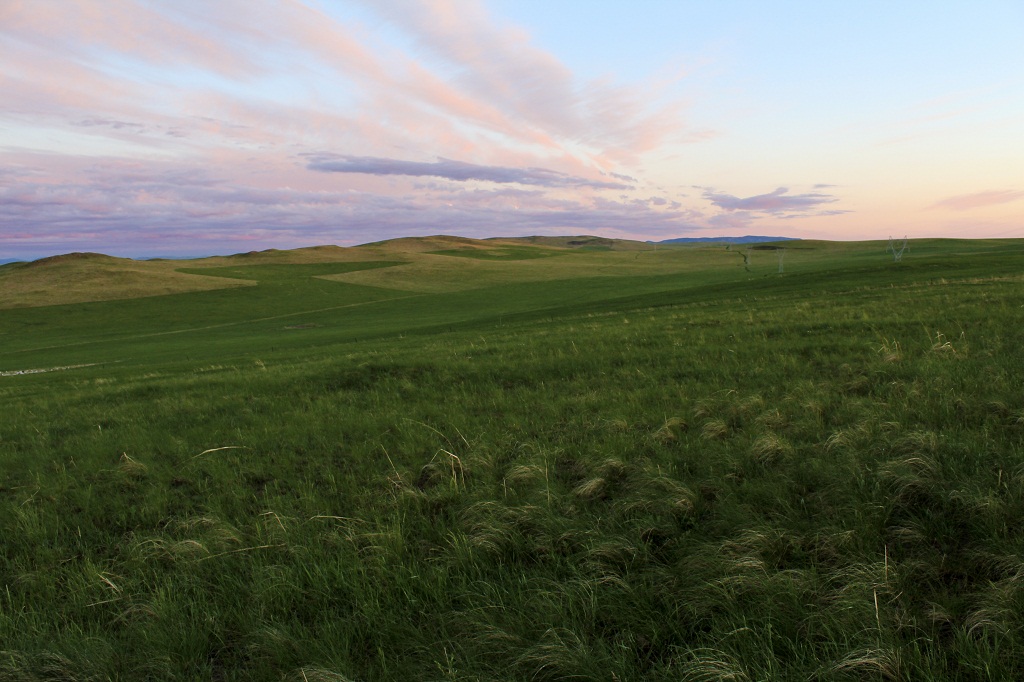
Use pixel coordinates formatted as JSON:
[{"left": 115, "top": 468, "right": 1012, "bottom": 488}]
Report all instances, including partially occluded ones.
[{"left": 887, "top": 236, "right": 909, "bottom": 262}]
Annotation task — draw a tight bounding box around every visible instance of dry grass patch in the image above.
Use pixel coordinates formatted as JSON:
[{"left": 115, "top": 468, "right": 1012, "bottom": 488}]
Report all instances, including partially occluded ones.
[{"left": 0, "top": 255, "right": 254, "bottom": 308}]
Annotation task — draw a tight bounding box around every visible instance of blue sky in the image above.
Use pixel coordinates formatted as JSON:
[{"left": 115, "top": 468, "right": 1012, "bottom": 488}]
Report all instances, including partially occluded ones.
[{"left": 1, "top": 0, "right": 1022, "bottom": 259}]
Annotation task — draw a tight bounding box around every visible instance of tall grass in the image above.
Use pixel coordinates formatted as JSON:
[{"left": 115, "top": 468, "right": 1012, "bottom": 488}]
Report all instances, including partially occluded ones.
[{"left": 1, "top": 240, "right": 1023, "bottom": 679}]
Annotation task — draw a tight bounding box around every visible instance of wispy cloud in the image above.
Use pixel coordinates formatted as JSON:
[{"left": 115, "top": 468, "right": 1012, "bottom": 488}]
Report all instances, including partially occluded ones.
[
  {"left": 306, "top": 155, "right": 632, "bottom": 189},
  {"left": 1, "top": 0, "right": 1022, "bottom": 256},
  {"left": 0, "top": 0, "right": 713, "bottom": 257},
  {"left": 351, "top": 0, "right": 696, "bottom": 164},
  {"left": 703, "top": 187, "right": 841, "bottom": 215},
  {"left": 930, "top": 189, "right": 1024, "bottom": 211},
  {"left": 0, "top": 152, "right": 702, "bottom": 258}
]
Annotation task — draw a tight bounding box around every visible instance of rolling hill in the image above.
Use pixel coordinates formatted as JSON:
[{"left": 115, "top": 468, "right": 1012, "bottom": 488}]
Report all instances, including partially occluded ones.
[{"left": 3, "top": 237, "right": 1024, "bottom": 679}]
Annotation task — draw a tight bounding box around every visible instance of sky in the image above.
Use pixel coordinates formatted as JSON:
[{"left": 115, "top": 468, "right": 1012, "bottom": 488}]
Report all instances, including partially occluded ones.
[{"left": 2, "top": 0, "right": 1023, "bottom": 260}]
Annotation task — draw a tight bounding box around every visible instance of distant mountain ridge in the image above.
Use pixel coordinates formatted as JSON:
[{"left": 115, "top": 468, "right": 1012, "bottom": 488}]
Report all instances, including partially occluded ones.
[{"left": 654, "top": 235, "right": 799, "bottom": 245}]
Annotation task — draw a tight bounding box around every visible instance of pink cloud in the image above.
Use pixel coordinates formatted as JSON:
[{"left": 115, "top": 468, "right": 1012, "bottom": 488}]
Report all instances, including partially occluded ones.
[
  {"left": 0, "top": 1, "right": 260, "bottom": 78},
  {"left": 929, "top": 190, "right": 1024, "bottom": 211},
  {"left": 2, "top": 0, "right": 687, "bottom": 177},
  {"left": 0, "top": 147, "right": 704, "bottom": 259},
  {"left": 363, "top": 0, "right": 576, "bottom": 127},
  {"left": 351, "top": 0, "right": 695, "bottom": 164},
  {"left": 0, "top": 0, "right": 716, "bottom": 258}
]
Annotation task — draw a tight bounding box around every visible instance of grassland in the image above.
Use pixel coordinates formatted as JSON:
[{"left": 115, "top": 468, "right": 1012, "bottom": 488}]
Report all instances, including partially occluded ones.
[{"left": 1, "top": 236, "right": 1023, "bottom": 680}]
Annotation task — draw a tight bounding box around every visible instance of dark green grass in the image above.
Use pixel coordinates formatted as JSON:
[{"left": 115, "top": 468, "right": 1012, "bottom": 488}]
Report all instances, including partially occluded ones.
[{"left": 2, "top": 241, "right": 1024, "bottom": 680}]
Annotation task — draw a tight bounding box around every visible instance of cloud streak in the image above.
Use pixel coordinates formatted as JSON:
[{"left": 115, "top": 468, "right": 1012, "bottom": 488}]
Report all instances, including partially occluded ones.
[
  {"left": 306, "top": 155, "right": 632, "bottom": 189},
  {"left": 930, "top": 190, "right": 1024, "bottom": 211},
  {"left": 703, "top": 187, "right": 842, "bottom": 215},
  {"left": 12, "top": 1, "right": 1013, "bottom": 257},
  {"left": 1, "top": 0, "right": 707, "bottom": 260},
  {"left": 0, "top": 152, "right": 701, "bottom": 258},
  {"left": 351, "top": 0, "right": 696, "bottom": 164}
]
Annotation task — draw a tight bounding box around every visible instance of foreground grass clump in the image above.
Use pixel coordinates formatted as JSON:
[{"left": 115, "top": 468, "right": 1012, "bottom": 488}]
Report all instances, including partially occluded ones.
[{"left": 1, "top": 238, "right": 1023, "bottom": 680}]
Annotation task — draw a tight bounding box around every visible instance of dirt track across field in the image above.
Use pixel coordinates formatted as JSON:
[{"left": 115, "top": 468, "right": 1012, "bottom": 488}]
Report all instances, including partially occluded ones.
[{"left": 0, "top": 363, "right": 102, "bottom": 376}]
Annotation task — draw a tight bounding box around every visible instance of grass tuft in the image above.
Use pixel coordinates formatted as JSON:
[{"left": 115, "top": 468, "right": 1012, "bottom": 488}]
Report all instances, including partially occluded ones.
[{"left": 3, "top": 238, "right": 1024, "bottom": 678}]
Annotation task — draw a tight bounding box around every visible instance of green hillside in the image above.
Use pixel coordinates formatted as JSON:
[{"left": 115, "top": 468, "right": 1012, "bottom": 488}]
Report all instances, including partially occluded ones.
[{"left": 1, "top": 237, "right": 1023, "bottom": 680}]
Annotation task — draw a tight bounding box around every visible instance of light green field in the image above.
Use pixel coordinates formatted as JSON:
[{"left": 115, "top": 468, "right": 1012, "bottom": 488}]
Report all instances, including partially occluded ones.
[{"left": 1, "top": 236, "right": 1023, "bottom": 680}]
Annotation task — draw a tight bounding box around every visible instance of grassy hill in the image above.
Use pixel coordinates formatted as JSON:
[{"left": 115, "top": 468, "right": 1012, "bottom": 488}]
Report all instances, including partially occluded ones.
[
  {"left": 0, "top": 252, "right": 252, "bottom": 309},
  {"left": 2, "top": 237, "right": 1023, "bottom": 680}
]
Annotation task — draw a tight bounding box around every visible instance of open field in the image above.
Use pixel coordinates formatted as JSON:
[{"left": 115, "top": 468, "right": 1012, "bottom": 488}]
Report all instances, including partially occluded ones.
[{"left": 2, "top": 237, "right": 1024, "bottom": 680}]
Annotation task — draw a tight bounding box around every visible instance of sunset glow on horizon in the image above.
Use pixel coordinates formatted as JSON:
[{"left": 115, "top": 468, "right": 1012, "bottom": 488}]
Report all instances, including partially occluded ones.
[{"left": 2, "top": 0, "right": 1022, "bottom": 260}]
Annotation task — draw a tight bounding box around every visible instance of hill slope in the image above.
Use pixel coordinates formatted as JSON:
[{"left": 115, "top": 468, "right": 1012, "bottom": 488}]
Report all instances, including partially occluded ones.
[
  {"left": 0, "top": 236, "right": 663, "bottom": 307},
  {"left": 0, "top": 252, "right": 253, "bottom": 309},
  {"left": 2, "top": 238, "right": 1024, "bottom": 679}
]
